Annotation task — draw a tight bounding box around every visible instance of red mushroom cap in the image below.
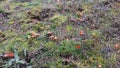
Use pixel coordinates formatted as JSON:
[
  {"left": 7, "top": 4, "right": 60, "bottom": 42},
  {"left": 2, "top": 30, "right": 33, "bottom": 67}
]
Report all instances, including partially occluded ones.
[{"left": 3, "top": 52, "right": 14, "bottom": 58}]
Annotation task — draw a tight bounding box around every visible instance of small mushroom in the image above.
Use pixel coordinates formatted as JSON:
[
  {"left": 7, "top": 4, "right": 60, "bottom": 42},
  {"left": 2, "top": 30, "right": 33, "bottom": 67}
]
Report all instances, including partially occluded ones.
[{"left": 3, "top": 52, "right": 14, "bottom": 58}]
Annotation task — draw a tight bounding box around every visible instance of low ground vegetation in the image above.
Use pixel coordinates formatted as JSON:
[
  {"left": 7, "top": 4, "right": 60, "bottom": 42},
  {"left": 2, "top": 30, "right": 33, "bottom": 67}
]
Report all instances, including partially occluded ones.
[{"left": 0, "top": 0, "right": 120, "bottom": 68}]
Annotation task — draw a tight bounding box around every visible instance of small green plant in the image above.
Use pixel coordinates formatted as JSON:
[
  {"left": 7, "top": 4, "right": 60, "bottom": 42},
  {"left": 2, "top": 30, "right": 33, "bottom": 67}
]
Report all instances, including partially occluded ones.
[
  {"left": 3, "top": 49, "right": 31, "bottom": 68},
  {"left": 49, "top": 14, "right": 67, "bottom": 27},
  {"left": 56, "top": 3, "right": 63, "bottom": 11},
  {"left": 0, "top": 8, "right": 4, "bottom": 13},
  {"left": 66, "top": 25, "right": 74, "bottom": 31}
]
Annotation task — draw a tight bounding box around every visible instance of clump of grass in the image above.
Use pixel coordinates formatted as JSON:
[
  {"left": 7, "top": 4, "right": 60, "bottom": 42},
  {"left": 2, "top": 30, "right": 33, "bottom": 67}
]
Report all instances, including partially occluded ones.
[
  {"left": 49, "top": 14, "right": 67, "bottom": 27},
  {"left": 0, "top": 8, "right": 4, "bottom": 13},
  {"left": 66, "top": 25, "right": 74, "bottom": 31}
]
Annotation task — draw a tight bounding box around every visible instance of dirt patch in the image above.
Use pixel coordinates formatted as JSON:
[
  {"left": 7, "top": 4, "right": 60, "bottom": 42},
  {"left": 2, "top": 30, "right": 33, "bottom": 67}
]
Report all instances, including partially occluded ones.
[
  {"left": 28, "top": 8, "right": 56, "bottom": 21},
  {"left": 0, "top": 12, "right": 10, "bottom": 31}
]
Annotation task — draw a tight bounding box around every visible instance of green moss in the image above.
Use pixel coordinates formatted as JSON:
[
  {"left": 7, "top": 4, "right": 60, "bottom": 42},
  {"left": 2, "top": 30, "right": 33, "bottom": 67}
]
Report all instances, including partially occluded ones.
[
  {"left": 6, "top": 19, "right": 15, "bottom": 25},
  {"left": 56, "top": 3, "right": 63, "bottom": 11},
  {"left": 49, "top": 14, "right": 67, "bottom": 27},
  {"left": 5, "top": 37, "right": 25, "bottom": 51},
  {"left": 45, "top": 41, "right": 57, "bottom": 48},
  {"left": 66, "top": 25, "right": 73, "bottom": 31},
  {"left": 32, "top": 23, "right": 49, "bottom": 32},
  {"left": 0, "top": 8, "right": 4, "bottom": 13},
  {"left": 0, "top": 1, "right": 119, "bottom": 68}
]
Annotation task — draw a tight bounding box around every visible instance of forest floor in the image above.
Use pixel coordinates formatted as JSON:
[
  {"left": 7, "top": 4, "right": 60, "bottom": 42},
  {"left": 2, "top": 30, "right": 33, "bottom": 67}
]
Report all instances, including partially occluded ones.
[{"left": 0, "top": 0, "right": 120, "bottom": 68}]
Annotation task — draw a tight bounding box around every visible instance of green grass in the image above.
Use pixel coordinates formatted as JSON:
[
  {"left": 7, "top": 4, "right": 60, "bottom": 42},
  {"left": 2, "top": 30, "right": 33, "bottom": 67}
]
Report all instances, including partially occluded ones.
[{"left": 0, "top": 0, "right": 120, "bottom": 68}]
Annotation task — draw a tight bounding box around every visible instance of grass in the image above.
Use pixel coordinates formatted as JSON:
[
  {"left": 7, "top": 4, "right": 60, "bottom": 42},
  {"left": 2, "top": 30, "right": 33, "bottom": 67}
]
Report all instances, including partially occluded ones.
[{"left": 0, "top": 0, "right": 120, "bottom": 68}]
